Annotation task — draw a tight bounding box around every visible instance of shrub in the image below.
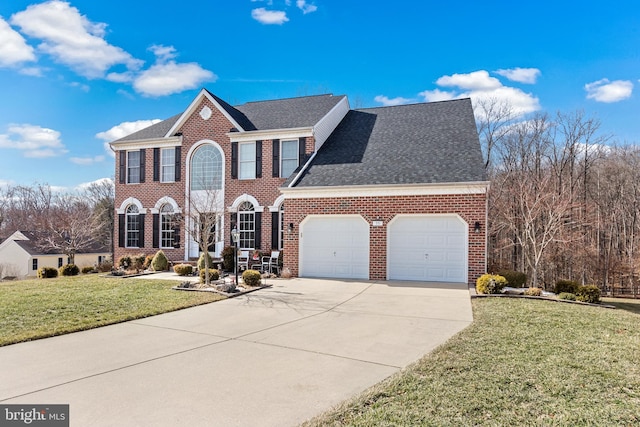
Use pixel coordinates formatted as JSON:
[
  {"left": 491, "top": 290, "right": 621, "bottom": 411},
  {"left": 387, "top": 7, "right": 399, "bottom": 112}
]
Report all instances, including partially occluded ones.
[
  {"left": 97, "top": 260, "right": 113, "bottom": 273},
  {"left": 242, "top": 269, "right": 262, "bottom": 287},
  {"left": 151, "top": 250, "right": 169, "bottom": 271},
  {"left": 222, "top": 246, "right": 235, "bottom": 271},
  {"left": 558, "top": 292, "right": 576, "bottom": 301},
  {"left": 576, "top": 285, "right": 601, "bottom": 304},
  {"left": 38, "top": 266, "right": 58, "bottom": 278},
  {"left": 174, "top": 264, "right": 193, "bottom": 276},
  {"left": 143, "top": 255, "right": 154, "bottom": 270},
  {"left": 199, "top": 268, "right": 220, "bottom": 283},
  {"left": 554, "top": 280, "right": 579, "bottom": 295},
  {"left": 280, "top": 267, "right": 292, "bottom": 279},
  {"left": 118, "top": 255, "right": 132, "bottom": 269},
  {"left": 524, "top": 287, "right": 542, "bottom": 296},
  {"left": 198, "top": 252, "right": 214, "bottom": 271},
  {"left": 59, "top": 264, "right": 79, "bottom": 276},
  {"left": 475, "top": 273, "right": 507, "bottom": 294},
  {"left": 81, "top": 266, "right": 96, "bottom": 274},
  {"left": 132, "top": 254, "right": 146, "bottom": 270},
  {"left": 498, "top": 270, "right": 527, "bottom": 288}
]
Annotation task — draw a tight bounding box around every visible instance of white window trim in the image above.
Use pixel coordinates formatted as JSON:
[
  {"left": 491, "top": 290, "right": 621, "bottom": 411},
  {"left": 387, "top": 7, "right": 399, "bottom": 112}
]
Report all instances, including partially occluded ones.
[
  {"left": 161, "top": 147, "right": 175, "bottom": 183},
  {"left": 160, "top": 205, "right": 175, "bottom": 249},
  {"left": 239, "top": 141, "right": 256, "bottom": 180},
  {"left": 280, "top": 139, "right": 299, "bottom": 178}
]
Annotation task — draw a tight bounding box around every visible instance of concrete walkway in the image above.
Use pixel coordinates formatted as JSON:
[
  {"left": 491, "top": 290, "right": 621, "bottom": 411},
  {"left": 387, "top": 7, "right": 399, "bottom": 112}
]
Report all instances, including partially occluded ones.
[{"left": 0, "top": 278, "right": 472, "bottom": 427}]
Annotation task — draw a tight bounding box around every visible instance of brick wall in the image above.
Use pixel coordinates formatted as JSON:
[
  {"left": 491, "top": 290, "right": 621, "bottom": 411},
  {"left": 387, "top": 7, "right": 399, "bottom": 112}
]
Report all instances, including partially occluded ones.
[{"left": 283, "top": 192, "right": 487, "bottom": 285}]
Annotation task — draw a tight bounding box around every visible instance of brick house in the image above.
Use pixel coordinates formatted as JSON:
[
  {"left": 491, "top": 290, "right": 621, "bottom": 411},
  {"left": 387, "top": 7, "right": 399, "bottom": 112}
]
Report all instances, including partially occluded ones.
[{"left": 110, "top": 89, "right": 488, "bottom": 285}]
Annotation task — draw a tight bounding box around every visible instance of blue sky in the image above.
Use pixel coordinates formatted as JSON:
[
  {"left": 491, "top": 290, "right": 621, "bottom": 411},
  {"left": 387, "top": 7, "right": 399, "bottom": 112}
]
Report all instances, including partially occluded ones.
[{"left": 0, "top": 0, "right": 638, "bottom": 190}]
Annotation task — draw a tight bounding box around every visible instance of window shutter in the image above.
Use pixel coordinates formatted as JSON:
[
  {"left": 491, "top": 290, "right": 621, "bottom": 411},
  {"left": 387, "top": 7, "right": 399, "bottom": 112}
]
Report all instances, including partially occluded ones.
[
  {"left": 231, "top": 142, "right": 238, "bottom": 179},
  {"left": 256, "top": 140, "right": 262, "bottom": 178},
  {"left": 152, "top": 214, "right": 159, "bottom": 248},
  {"left": 139, "top": 149, "right": 146, "bottom": 183},
  {"left": 272, "top": 139, "right": 280, "bottom": 177},
  {"left": 153, "top": 148, "right": 160, "bottom": 182},
  {"left": 119, "top": 152, "right": 126, "bottom": 184},
  {"left": 173, "top": 226, "right": 180, "bottom": 249},
  {"left": 298, "top": 137, "right": 306, "bottom": 166},
  {"left": 118, "top": 214, "right": 125, "bottom": 247},
  {"left": 271, "top": 211, "right": 279, "bottom": 250},
  {"left": 175, "top": 146, "right": 181, "bottom": 181},
  {"left": 255, "top": 211, "right": 262, "bottom": 249},
  {"left": 138, "top": 214, "right": 145, "bottom": 248}
]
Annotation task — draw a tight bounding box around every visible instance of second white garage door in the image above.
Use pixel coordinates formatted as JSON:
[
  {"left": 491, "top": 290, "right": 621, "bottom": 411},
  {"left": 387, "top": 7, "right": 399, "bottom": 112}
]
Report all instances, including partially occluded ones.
[
  {"left": 299, "top": 215, "right": 370, "bottom": 280},
  {"left": 388, "top": 214, "right": 467, "bottom": 283}
]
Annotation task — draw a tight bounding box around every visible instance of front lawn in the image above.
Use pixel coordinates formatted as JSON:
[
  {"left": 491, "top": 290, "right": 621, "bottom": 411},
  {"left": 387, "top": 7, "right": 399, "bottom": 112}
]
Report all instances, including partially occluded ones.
[
  {"left": 304, "top": 298, "right": 640, "bottom": 426},
  {"left": 602, "top": 296, "right": 640, "bottom": 316},
  {"left": 0, "top": 275, "right": 225, "bottom": 347}
]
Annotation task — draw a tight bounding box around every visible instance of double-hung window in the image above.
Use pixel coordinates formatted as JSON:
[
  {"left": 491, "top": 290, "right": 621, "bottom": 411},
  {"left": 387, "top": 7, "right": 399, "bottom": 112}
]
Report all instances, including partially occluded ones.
[
  {"left": 161, "top": 148, "right": 175, "bottom": 182},
  {"left": 239, "top": 142, "right": 256, "bottom": 180},
  {"left": 126, "top": 204, "right": 140, "bottom": 248},
  {"left": 280, "top": 140, "right": 299, "bottom": 177},
  {"left": 127, "top": 151, "right": 141, "bottom": 184},
  {"left": 160, "top": 204, "right": 175, "bottom": 248},
  {"left": 238, "top": 201, "right": 255, "bottom": 248}
]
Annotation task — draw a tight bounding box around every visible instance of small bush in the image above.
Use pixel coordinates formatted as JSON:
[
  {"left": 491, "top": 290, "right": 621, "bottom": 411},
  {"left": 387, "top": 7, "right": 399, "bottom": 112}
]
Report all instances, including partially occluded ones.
[
  {"left": 151, "top": 250, "right": 169, "bottom": 271},
  {"left": 222, "top": 246, "right": 235, "bottom": 271},
  {"left": 97, "top": 260, "right": 113, "bottom": 272},
  {"left": 280, "top": 267, "right": 292, "bottom": 279},
  {"left": 81, "top": 266, "right": 95, "bottom": 274},
  {"left": 554, "top": 279, "right": 579, "bottom": 295},
  {"left": 199, "top": 268, "right": 220, "bottom": 283},
  {"left": 59, "top": 264, "right": 80, "bottom": 276},
  {"left": 143, "top": 255, "right": 154, "bottom": 270},
  {"left": 198, "top": 252, "right": 214, "bottom": 271},
  {"left": 558, "top": 292, "right": 576, "bottom": 301},
  {"left": 174, "top": 264, "right": 193, "bottom": 276},
  {"left": 37, "top": 266, "right": 58, "bottom": 279},
  {"left": 576, "top": 285, "right": 601, "bottom": 304},
  {"left": 242, "top": 269, "right": 262, "bottom": 287},
  {"left": 118, "top": 255, "right": 132, "bottom": 269},
  {"left": 131, "top": 254, "right": 145, "bottom": 270},
  {"left": 524, "top": 287, "right": 542, "bottom": 296},
  {"left": 475, "top": 273, "right": 507, "bottom": 294},
  {"left": 498, "top": 270, "right": 527, "bottom": 287}
]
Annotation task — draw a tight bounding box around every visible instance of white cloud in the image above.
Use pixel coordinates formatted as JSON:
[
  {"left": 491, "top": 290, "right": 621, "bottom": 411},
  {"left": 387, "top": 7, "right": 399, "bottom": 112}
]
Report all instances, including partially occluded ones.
[
  {"left": 0, "top": 16, "right": 36, "bottom": 67},
  {"left": 96, "top": 119, "right": 162, "bottom": 157},
  {"left": 69, "top": 155, "right": 105, "bottom": 165},
  {"left": 0, "top": 124, "right": 67, "bottom": 158},
  {"left": 18, "top": 66, "right": 43, "bottom": 76},
  {"left": 69, "top": 81, "right": 90, "bottom": 92},
  {"left": 495, "top": 67, "right": 541, "bottom": 84},
  {"left": 106, "top": 71, "right": 135, "bottom": 83},
  {"left": 296, "top": 0, "right": 318, "bottom": 14},
  {"left": 374, "top": 95, "right": 414, "bottom": 106},
  {"left": 76, "top": 177, "right": 113, "bottom": 191},
  {"left": 419, "top": 70, "right": 541, "bottom": 117},
  {"left": 585, "top": 78, "right": 633, "bottom": 103},
  {"left": 148, "top": 44, "right": 177, "bottom": 62},
  {"left": 133, "top": 61, "right": 216, "bottom": 97},
  {"left": 252, "top": 8, "right": 289, "bottom": 24},
  {"left": 10, "top": 0, "right": 142, "bottom": 78}
]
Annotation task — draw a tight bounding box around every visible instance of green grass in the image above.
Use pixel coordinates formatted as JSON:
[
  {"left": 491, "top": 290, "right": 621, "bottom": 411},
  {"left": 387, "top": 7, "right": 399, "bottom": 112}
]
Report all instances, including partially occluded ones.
[
  {"left": 603, "top": 297, "right": 640, "bottom": 316},
  {"left": 304, "top": 298, "right": 640, "bottom": 426},
  {"left": 0, "top": 275, "right": 225, "bottom": 347}
]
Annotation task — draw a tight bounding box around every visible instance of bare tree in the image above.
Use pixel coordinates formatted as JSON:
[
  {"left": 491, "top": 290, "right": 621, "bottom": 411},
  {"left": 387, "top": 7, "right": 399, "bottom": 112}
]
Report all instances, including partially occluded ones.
[
  {"left": 474, "top": 97, "right": 516, "bottom": 170},
  {"left": 83, "top": 179, "right": 115, "bottom": 259}
]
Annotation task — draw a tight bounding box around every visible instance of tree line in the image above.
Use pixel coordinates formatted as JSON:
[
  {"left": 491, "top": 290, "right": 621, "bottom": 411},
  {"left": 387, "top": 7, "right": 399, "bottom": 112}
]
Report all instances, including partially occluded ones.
[
  {"left": 478, "top": 99, "right": 640, "bottom": 293},
  {"left": 0, "top": 180, "right": 114, "bottom": 265}
]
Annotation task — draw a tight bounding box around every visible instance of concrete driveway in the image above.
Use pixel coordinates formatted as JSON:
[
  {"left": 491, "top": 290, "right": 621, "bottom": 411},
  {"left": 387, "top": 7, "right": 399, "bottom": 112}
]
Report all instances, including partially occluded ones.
[{"left": 0, "top": 278, "right": 472, "bottom": 426}]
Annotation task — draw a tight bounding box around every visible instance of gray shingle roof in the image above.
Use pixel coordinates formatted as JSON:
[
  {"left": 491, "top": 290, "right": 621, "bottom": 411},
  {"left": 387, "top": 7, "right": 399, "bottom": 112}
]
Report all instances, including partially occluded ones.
[
  {"left": 290, "top": 98, "right": 487, "bottom": 187},
  {"left": 113, "top": 92, "right": 345, "bottom": 143},
  {"left": 14, "top": 231, "right": 109, "bottom": 255}
]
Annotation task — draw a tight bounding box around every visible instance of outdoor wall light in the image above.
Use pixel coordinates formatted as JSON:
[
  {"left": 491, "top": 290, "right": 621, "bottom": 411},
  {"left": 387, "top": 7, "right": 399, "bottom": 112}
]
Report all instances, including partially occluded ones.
[
  {"left": 287, "top": 223, "right": 294, "bottom": 234},
  {"left": 474, "top": 221, "right": 481, "bottom": 233}
]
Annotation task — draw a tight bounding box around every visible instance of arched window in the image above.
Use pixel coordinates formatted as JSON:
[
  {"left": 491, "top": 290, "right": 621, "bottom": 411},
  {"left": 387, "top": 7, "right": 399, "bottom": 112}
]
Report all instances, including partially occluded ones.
[
  {"left": 160, "top": 204, "right": 175, "bottom": 248},
  {"left": 238, "top": 201, "right": 255, "bottom": 249},
  {"left": 190, "top": 145, "right": 222, "bottom": 191},
  {"left": 126, "top": 204, "right": 140, "bottom": 247}
]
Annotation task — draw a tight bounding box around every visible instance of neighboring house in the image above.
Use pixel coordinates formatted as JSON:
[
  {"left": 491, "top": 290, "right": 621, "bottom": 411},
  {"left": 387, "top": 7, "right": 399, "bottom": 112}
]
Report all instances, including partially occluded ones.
[
  {"left": 110, "top": 89, "right": 488, "bottom": 285},
  {"left": 0, "top": 231, "right": 110, "bottom": 279}
]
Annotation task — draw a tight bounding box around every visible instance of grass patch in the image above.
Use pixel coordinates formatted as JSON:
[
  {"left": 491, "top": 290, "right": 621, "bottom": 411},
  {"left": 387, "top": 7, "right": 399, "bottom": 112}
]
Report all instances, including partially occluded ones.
[
  {"left": 304, "top": 298, "right": 640, "bottom": 426},
  {"left": 602, "top": 297, "right": 640, "bottom": 316},
  {"left": 0, "top": 275, "right": 225, "bottom": 347}
]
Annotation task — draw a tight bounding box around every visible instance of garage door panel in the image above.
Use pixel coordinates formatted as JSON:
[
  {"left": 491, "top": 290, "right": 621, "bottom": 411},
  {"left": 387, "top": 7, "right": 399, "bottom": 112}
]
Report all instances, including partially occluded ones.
[
  {"left": 388, "top": 215, "right": 467, "bottom": 283},
  {"left": 300, "top": 216, "right": 369, "bottom": 280}
]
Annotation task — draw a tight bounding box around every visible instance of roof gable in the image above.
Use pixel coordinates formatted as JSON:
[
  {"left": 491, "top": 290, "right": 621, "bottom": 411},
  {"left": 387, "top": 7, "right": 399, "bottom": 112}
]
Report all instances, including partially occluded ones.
[{"left": 289, "top": 98, "right": 487, "bottom": 188}]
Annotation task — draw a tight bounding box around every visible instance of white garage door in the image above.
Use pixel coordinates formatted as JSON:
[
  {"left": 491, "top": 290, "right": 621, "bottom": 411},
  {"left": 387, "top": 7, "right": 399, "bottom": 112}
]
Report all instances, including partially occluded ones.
[
  {"left": 388, "top": 215, "right": 467, "bottom": 282},
  {"left": 300, "top": 216, "right": 370, "bottom": 280}
]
